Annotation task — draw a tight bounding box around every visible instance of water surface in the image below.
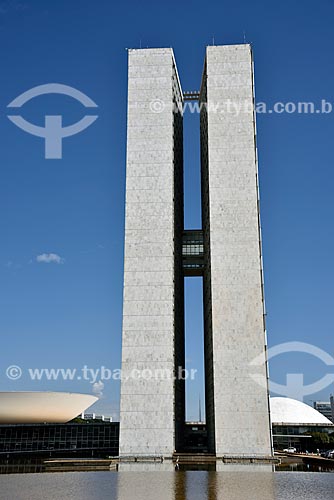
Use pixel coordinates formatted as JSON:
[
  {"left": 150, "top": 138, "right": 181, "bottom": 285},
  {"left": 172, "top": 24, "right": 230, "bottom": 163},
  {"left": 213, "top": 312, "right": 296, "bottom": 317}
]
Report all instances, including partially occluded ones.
[{"left": 1, "top": 470, "right": 334, "bottom": 500}]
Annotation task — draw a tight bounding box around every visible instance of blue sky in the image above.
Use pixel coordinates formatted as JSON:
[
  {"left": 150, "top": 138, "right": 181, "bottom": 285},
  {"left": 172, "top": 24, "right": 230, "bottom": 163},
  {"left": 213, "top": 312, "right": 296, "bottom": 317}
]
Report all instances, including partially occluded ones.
[{"left": 0, "top": 0, "right": 333, "bottom": 420}]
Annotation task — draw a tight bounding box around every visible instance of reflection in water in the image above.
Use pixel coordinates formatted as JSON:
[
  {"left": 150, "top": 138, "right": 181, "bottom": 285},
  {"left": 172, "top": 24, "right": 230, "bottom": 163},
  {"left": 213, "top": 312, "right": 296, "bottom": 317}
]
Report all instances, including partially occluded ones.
[
  {"left": 185, "top": 472, "right": 210, "bottom": 500},
  {"left": 175, "top": 471, "right": 186, "bottom": 500},
  {"left": 0, "top": 465, "right": 334, "bottom": 500},
  {"left": 116, "top": 464, "right": 275, "bottom": 500},
  {"left": 209, "top": 467, "right": 275, "bottom": 500},
  {"left": 182, "top": 466, "right": 275, "bottom": 500},
  {"left": 117, "top": 469, "right": 175, "bottom": 500},
  {"left": 276, "top": 462, "right": 334, "bottom": 473},
  {"left": 0, "top": 458, "right": 43, "bottom": 475}
]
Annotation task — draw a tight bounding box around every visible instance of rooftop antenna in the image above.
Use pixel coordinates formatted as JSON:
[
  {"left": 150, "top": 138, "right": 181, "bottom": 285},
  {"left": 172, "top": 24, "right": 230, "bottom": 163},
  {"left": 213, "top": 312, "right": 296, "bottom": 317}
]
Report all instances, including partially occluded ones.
[
  {"left": 212, "top": 35, "right": 215, "bottom": 46},
  {"left": 243, "top": 31, "right": 247, "bottom": 44},
  {"left": 139, "top": 39, "right": 142, "bottom": 49}
]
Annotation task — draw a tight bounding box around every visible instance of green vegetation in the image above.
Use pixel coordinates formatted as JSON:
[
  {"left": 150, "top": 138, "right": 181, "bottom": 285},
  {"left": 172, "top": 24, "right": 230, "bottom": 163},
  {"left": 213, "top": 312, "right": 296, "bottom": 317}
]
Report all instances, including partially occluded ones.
[{"left": 308, "top": 432, "right": 334, "bottom": 451}]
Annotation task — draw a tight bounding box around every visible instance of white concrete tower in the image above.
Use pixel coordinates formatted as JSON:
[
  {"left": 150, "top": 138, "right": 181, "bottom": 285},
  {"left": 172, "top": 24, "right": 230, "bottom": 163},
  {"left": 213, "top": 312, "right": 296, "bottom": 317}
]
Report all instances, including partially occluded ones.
[
  {"left": 200, "top": 44, "right": 272, "bottom": 457},
  {"left": 119, "top": 48, "right": 184, "bottom": 457},
  {"left": 120, "top": 44, "right": 272, "bottom": 460}
]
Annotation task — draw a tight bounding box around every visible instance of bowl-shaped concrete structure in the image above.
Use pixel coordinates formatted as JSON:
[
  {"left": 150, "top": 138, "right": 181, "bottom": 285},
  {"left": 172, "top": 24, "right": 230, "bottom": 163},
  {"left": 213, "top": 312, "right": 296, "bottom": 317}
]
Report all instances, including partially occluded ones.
[
  {"left": 270, "top": 397, "right": 333, "bottom": 425},
  {"left": 0, "top": 392, "right": 98, "bottom": 424}
]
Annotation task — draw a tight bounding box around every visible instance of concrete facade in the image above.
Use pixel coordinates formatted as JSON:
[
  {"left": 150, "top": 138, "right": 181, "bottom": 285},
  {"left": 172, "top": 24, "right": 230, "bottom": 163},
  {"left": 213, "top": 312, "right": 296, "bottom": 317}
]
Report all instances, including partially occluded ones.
[
  {"left": 200, "top": 45, "right": 272, "bottom": 456},
  {"left": 119, "top": 48, "right": 184, "bottom": 456},
  {"left": 120, "top": 45, "right": 272, "bottom": 458}
]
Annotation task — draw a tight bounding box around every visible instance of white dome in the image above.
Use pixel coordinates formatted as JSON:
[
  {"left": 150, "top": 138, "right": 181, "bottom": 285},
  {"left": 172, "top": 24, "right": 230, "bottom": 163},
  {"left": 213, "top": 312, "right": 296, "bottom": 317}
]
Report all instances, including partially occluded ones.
[
  {"left": 270, "top": 397, "right": 333, "bottom": 425},
  {"left": 0, "top": 392, "right": 98, "bottom": 424}
]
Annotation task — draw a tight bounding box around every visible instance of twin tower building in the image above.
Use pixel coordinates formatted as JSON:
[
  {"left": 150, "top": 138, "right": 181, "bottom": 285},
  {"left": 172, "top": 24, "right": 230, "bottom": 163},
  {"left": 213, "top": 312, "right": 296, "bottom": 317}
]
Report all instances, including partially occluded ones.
[{"left": 120, "top": 44, "right": 273, "bottom": 459}]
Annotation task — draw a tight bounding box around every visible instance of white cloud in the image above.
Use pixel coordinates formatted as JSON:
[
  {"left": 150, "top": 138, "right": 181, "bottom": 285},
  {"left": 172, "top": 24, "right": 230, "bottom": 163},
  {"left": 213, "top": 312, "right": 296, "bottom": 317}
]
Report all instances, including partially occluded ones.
[
  {"left": 36, "top": 253, "right": 64, "bottom": 264},
  {"left": 92, "top": 381, "right": 104, "bottom": 398}
]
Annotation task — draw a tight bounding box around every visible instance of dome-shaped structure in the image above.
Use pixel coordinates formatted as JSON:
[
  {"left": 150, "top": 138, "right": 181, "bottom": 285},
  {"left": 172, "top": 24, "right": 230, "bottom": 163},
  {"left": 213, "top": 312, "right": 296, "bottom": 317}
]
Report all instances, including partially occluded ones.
[
  {"left": 0, "top": 392, "right": 98, "bottom": 424},
  {"left": 270, "top": 397, "right": 333, "bottom": 425}
]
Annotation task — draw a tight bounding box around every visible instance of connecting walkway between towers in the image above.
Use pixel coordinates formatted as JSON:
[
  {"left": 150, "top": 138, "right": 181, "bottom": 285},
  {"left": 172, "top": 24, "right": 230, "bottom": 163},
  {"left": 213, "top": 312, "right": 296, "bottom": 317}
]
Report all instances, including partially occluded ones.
[
  {"left": 183, "top": 91, "right": 200, "bottom": 101},
  {"left": 182, "top": 230, "right": 204, "bottom": 276}
]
